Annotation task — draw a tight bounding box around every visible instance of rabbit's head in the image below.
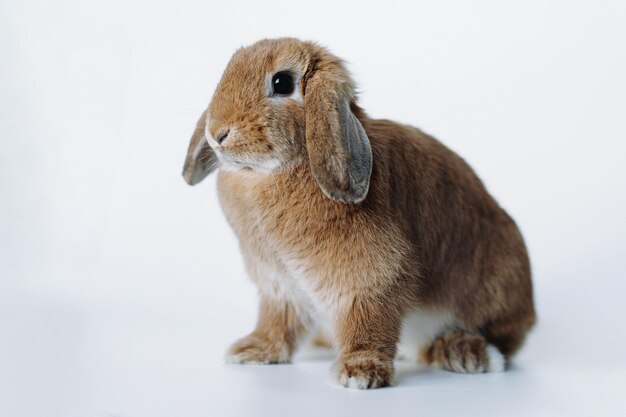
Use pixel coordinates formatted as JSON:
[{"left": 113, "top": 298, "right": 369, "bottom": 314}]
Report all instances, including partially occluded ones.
[{"left": 182, "top": 38, "right": 372, "bottom": 203}]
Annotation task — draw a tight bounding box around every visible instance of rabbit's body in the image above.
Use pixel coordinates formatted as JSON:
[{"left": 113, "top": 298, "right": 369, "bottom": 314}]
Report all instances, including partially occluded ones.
[{"left": 183, "top": 38, "right": 535, "bottom": 388}]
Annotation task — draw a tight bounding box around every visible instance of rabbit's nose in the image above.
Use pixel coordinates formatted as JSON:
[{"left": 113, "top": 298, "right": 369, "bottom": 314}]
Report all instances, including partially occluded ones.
[{"left": 215, "top": 130, "right": 230, "bottom": 144}]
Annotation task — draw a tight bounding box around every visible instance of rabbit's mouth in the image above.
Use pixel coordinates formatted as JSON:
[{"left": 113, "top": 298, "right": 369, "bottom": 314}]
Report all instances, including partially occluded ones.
[{"left": 216, "top": 150, "right": 282, "bottom": 173}]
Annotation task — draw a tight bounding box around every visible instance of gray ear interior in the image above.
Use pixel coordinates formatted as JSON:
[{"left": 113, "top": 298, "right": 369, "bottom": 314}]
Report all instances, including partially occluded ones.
[
  {"left": 182, "top": 110, "right": 219, "bottom": 185},
  {"left": 307, "top": 93, "right": 372, "bottom": 204},
  {"left": 338, "top": 100, "right": 372, "bottom": 203}
]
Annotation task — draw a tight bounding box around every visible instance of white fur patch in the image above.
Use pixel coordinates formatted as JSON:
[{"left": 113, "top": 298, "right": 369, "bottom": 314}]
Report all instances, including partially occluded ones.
[
  {"left": 219, "top": 161, "right": 244, "bottom": 172},
  {"left": 217, "top": 155, "right": 282, "bottom": 173},
  {"left": 249, "top": 254, "right": 320, "bottom": 334},
  {"left": 397, "top": 309, "right": 454, "bottom": 361},
  {"left": 486, "top": 344, "right": 506, "bottom": 372},
  {"left": 280, "top": 256, "right": 337, "bottom": 339},
  {"left": 339, "top": 374, "right": 371, "bottom": 390},
  {"left": 251, "top": 157, "right": 282, "bottom": 172}
]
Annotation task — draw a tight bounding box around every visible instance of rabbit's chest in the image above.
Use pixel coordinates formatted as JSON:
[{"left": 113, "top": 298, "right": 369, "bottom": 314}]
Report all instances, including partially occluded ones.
[
  {"left": 217, "top": 168, "right": 408, "bottom": 312},
  {"left": 217, "top": 171, "right": 324, "bottom": 300}
]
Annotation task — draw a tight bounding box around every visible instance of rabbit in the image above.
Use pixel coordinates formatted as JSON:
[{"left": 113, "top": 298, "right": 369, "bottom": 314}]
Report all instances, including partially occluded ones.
[{"left": 182, "top": 38, "right": 535, "bottom": 389}]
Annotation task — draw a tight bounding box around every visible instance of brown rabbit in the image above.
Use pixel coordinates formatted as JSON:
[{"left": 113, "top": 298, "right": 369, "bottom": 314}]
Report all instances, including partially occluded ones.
[{"left": 182, "top": 38, "right": 535, "bottom": 389}]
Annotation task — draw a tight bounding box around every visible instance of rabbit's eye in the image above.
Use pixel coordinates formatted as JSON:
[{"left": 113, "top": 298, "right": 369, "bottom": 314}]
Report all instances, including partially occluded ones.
[{"left": 272, "top": 72, "right": 294, "bottom": 96}]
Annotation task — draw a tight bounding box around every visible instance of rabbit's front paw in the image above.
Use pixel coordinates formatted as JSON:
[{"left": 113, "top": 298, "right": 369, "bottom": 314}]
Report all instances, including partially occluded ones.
[
  {"left": 335, "top": 352, "right": 393, "bottom": 389},
  {"left": 225, "top": 334, "right": 291, "bottom": 365}
]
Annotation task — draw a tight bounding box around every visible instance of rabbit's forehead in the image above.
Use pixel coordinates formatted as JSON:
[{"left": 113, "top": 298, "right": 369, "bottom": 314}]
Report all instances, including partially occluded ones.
[
  {"left": 228, "top": 42, "right": 306, "bottom": 80},
  {"left": 208, "top": 42, "right": 306, "bottom": 118},
  {"left": 239, "top": 38, "right": 306, "bottom": 67}
]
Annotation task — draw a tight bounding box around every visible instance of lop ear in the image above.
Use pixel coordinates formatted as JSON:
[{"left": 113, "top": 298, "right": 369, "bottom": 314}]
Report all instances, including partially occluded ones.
[
  {"left": 182, "top": 109, "right": 219, "bottom": 185},
  {"left": 304, "top": 74, "right": 372, "bottom": 203}
]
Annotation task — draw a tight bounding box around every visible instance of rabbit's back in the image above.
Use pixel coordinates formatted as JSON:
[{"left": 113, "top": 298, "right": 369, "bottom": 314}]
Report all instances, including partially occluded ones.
[{"left": 364, "top": 118, "right": 535, "bottom": 354}]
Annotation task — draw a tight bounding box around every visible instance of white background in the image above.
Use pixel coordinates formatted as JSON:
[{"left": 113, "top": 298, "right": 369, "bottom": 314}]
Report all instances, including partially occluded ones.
[{"left": 2, "top": 1, "right": 626, "bottom": 416}]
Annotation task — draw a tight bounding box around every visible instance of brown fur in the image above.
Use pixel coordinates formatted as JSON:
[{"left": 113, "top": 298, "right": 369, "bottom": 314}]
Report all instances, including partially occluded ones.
[
  {"left": 183, "top": 38, "right": 535, "bottom": 389},
  {"left": 420, "top": 331, "right": 490, "bottom": 373}
]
